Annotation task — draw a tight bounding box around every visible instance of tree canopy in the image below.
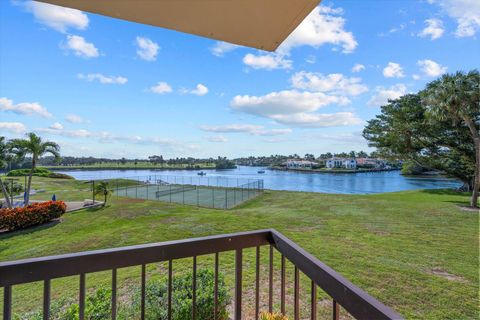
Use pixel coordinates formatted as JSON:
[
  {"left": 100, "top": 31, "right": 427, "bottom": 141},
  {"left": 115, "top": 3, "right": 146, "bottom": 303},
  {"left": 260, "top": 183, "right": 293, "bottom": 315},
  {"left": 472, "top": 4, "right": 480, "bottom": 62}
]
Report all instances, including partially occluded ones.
[{"left": 363, "top": 70, "right": 479, "bottom": 207}]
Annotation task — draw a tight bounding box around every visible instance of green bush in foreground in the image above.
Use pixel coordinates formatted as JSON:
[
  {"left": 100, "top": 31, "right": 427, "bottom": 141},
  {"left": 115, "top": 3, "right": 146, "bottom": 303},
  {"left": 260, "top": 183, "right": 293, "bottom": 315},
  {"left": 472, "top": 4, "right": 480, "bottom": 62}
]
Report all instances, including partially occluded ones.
[{"left": 17, "top": 269, "right": 229, "bottom": 320}]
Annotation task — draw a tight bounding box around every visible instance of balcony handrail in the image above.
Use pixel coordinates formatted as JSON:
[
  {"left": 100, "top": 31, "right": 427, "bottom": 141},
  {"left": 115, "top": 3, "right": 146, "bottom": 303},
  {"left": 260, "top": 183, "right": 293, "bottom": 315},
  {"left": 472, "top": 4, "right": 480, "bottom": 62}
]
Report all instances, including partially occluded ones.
[
  {"left": 0, "top": 229, "right": 272, "bottom": 287},
  {"left": 0, "top": 229, "right": 402, "bottom": 320}
]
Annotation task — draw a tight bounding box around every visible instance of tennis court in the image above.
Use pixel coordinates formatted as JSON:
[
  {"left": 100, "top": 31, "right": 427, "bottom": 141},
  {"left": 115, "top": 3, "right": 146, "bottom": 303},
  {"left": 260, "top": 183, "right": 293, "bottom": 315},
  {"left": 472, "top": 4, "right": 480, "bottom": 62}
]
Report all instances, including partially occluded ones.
[{"left": 111, "top": 176, "right": 263, "bottom": 209}]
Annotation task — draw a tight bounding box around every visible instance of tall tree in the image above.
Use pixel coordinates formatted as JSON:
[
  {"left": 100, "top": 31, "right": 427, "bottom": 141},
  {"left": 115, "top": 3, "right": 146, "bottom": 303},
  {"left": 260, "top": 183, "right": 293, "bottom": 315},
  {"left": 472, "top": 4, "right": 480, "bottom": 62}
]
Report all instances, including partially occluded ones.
[
  {"left": 421, "top": 70, "right": 479, "bottom": 207},
  {"left": 0, "top": 137, "right": 12, "bottom": 208},
  {"left": 363, "top": 90, "right": 477, "bottom": 207},
  {"left": 9, "top": 133, "right": 60, "bottom": 205}
]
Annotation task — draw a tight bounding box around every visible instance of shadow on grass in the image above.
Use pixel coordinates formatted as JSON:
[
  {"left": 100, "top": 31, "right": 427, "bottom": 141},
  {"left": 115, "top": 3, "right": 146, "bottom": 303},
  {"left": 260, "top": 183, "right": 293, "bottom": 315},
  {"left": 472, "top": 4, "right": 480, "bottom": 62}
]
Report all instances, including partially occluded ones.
[
  {"left": 0, "top": 220, "right": 61, "bottom": 240},
  {"left": 420, "top": 189, "right": 478, "bottom": 209},
  {"left": 419, "top": 188, "right": 469, "bottom": 196}
]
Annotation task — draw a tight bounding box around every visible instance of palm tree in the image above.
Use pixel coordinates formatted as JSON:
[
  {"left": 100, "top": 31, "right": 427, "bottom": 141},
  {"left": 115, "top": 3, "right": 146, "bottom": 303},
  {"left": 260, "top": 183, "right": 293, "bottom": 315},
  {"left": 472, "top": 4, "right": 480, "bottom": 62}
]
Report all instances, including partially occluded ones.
[
  {"left": 94, "top": 181, "right": 112, "bottom": 206},
  {"left": 422, "top": 70, "right": 480, "bottom": 208},
  {"left": 0, "top": 137, "right": 12, "bottom": 208},
  {"left": 9, "top": 133, "right": 60, "bottom": 205}
]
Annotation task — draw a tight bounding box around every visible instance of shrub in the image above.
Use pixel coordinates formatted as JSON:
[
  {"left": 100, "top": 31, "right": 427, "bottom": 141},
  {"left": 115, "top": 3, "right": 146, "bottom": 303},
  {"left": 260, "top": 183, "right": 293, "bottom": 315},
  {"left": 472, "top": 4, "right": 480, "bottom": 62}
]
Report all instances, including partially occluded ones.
[
  {"left": 260, "top": 312, "right": 289, "bottom": 320},
  {"left": 0, "top": 201, "right": 66, "bottom": 231},
  {"left": 63, "top": 287, "right": 112, "bottom": 320},
  {"left": 6, "top": 168, "right": 73, "bottom": 179},
  {"left": 133, "top": 268, "right": 230, "bottom": 320}
]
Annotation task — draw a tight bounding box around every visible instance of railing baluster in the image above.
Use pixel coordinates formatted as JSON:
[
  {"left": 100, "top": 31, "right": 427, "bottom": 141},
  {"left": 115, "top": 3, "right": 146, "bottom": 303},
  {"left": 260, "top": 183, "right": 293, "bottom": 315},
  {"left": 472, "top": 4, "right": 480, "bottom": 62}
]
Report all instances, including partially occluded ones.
[
  {"left": 214, "top": 252, "right": 219, "bottom": 320},
  {"left": 3, "top": 285, "right": 12, "bottom": 320},
  {"left": 43, "top": 279, "right": 50, "bottom": 320},
  {"left": 332, "top": 300, "right": 340, "bottom": 320},
  {"left": 111, "top": 268, "right": 117, "bottom": 320},
  {"left": 192, "top": 256, "right": 197, "bottom": 320},
  {"left": 79, "top": 273, "right": 85, "bottom": 320},
  {"left": 141, "top": 264, "right": 146, "bottom": 320},
  {"left": 168, "top": 260, "right": 172, "bottom": 320},
  {"left": 268, "top": 245, "right": 273, "bottom": 313},
  {"left": 255, "top": 246, "right": 260, "bottom": 320},
  {"left": 234, "top": 248, "right": 242, "bottom": 320},
  {"left": 281, "top": 254, "right": 285, "bottom": 314},
  {"left": 310, "top": 281, "right": 317, "bottom": 320},
  {"left": 294, "top": 266, "right": 299, "bottom": 320}
]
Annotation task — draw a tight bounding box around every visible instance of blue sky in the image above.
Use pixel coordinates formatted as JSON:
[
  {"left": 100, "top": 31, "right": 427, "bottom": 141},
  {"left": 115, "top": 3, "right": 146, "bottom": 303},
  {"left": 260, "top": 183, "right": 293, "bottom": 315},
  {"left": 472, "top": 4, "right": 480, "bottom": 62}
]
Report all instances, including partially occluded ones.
[{"left": 0, "top": 0, "right": 479, "bottom": 159}]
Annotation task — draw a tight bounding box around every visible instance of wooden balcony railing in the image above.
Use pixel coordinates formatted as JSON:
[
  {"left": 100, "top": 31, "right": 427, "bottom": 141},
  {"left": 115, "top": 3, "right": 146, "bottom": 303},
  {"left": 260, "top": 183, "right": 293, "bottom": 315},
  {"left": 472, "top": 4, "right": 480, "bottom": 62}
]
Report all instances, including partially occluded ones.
[{"left": 0, "top": 229, "right": 402, "bottom": 320}]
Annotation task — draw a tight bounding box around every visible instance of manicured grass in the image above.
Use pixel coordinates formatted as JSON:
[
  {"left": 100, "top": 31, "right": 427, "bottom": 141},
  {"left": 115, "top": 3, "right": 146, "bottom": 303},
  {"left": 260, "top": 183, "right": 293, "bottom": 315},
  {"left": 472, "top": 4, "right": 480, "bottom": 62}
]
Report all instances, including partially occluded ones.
[{"left": 1, "top": 177, "right": 478, "bottom": 319}]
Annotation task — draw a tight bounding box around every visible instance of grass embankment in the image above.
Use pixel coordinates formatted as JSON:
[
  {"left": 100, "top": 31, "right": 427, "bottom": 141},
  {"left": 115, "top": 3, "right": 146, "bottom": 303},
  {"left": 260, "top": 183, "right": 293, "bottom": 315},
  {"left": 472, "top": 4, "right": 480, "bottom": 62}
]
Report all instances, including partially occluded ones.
[
  {"left": 0, "top": 177, "right": 478, "bottom": 319},
  {"left": 42, "top": 162, "right": 216, "bottom": 171}
]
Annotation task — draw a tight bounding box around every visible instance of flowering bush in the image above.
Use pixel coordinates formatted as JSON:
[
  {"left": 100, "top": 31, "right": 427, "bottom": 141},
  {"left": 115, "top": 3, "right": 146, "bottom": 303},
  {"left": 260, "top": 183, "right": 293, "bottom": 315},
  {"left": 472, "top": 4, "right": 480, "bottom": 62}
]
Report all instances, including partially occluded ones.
[
  {"left": 0, "top": 201, "right": 66, "bottom": 231},
  {"left": 260, "top": 312, "right": 289, "bottom": 320}
]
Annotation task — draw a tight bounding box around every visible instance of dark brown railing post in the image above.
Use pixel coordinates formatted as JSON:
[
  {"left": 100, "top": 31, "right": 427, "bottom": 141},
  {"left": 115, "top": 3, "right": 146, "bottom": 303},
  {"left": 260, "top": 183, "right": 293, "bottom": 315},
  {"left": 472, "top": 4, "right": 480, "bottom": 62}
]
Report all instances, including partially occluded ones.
[
  {"left": 192, "top": 256, "right": 197, "bottom": 320},
  {"left": 281, "top": 254, "right": 285, "bottom": 314},
  {"left": 333, "top": 300, "right": 340, "bottom": 320},
  {"left": 214, "top": 252, "right": 219, "bottom": 320},
  {"left": 255, "top": 246, "right": 260, "bottom": 320},
  {"left": 234, "top": 248, "right": 243, "bottom": 320},
  {"left": 112, "top": 268, "right": 117, "bottom": 320},
  {"left": 43, "top": 279, "right": 51, "bottom": 320},
  {"left": 141, "top": 264, "right": 146, "bottom": 320},
  {"left": 311, "top": 281, "right": 317, "bottom": 320},
  {"left": 79, "top": 273, "right": 85, "bottom": 320},
  {"left": 294, "top": 267, "right": 299, "bottom": 320},
  {"left": 168, "top": 260, "right": 172, "bottom": 320},
  {"left": 268, "top": 245, "right": 273, "bottom": 313},
  {"left": 4, "top": 285, "right": 12, "bottom": 320}
]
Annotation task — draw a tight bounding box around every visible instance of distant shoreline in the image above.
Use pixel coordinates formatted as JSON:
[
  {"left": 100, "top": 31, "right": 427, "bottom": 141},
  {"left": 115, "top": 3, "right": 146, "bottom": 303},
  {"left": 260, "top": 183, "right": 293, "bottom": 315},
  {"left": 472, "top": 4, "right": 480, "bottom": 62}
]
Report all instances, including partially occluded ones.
[
  {"left": 43, "top": 166, "right": 217, "bottom": 171},
  {"left": 269, "top": 166, "right": 400, "bottom": 174}
]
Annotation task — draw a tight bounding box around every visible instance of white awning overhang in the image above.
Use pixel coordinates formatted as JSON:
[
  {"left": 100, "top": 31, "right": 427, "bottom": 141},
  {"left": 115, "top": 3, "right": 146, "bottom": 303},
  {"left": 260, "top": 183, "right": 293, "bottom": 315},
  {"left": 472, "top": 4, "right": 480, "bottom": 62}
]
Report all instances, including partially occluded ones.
[{"left": 36, "top": 0, "right": 321, "bottom": 51}]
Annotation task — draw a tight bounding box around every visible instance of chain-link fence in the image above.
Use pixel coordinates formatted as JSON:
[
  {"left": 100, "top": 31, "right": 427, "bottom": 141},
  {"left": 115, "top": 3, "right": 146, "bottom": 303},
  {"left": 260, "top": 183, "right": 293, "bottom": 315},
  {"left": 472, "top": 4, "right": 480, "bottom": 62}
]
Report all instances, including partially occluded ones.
[{"left": 102, "top": 175, "right": 263, "bottom": 209}]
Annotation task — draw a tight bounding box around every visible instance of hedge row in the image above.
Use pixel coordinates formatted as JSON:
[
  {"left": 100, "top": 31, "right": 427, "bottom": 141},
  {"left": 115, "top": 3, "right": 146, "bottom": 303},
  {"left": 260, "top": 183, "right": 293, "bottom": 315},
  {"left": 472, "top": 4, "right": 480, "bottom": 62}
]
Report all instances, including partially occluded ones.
[
  {"left": 6, "top": 168, "right": 73, "bottom": 179},
  {"left": 0, "top": 201, "right": 67, "bottom": 231}
]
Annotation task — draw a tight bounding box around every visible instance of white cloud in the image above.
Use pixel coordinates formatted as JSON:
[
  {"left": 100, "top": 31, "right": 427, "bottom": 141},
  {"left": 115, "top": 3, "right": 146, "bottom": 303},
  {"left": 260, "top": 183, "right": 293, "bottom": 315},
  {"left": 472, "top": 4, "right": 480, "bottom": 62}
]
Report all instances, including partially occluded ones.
[
  {"left": 24, "top": 1, "right": 88, "bottom": 33},
  {"left": 206, "top": 135, "right": 228, "bottom": 143},
  {"left": 429, "top": 0, "right": 480, "bottom": 37},
  {"left": 0, "top": 122, "right": 27, "bottom": 134},
  {"left": 0, "top": 97, "right": 52, "bottom": 118},
  {"left": 150, "top": 82, "right": 173, "bottom": 95},
  {"left": 63, "top": 35, "right": 99, "bottom": 58},
  {"left": 417, "top": 59, "right": 447, "bottom": 77},
  {"left": 210, "top": 41, "right": 239, "bottom": 57},
  {"left": 49, "top": 122, "right": 64, "bottom": 130},
  {"left": 290, "top": 72, "right": 368, "bottom": 96},
  {"left": 352, "top": 64, "right": 365, "bottom": 73},
  {"left": 231, "top": 90, "right": 349, "bottom": 117},
  {"left": 200, "top": 124, "right": 292, "bottom": 136},
  {"left": 181, "top": 84, "right": 209, "bottom": 96},
  {"left": 412, "top": 74, "right": 421, "bottom": 80},
  {"left": 230, "top": 90, "right": 360, "bottom": 128},
  {"left": 242, "top": 53, "right": 292, "bottom": 70},
  {"left": 65, "top": 114, "right": 88, "bottom": 124},
  {"left": 135, "top": 37, "right": 159, "bottom": 61},
  {"left": 368, "top": 84, "right": 407, "bottom": 107},
  {"left": 279, "top": 5, "right": 357, "bottom": 54},
  {"left": 77, "top": 73, "right": 127, "bottom": 85},
  {"left": 268, "top": 112, "right": 362, "bottom": 128},
  {"left": 382, "top": 62, "right": 405, "bottom": 78},
  {"left": 305, "top": 55, "right": 316, "bottom": 64},
  {"left": 418, "top": 18, "right": 445, "bottom": 39}
]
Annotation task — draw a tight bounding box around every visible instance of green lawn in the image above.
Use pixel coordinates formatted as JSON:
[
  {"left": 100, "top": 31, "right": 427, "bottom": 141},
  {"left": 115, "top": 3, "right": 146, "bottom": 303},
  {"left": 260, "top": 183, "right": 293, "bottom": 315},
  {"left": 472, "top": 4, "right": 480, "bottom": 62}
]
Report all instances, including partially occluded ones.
[{"left": 1, "top": 177, "right": 478, "bottom": 319}]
